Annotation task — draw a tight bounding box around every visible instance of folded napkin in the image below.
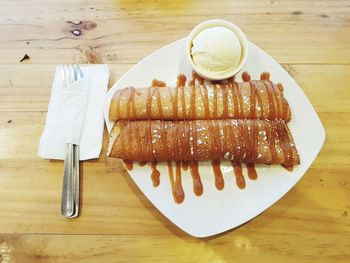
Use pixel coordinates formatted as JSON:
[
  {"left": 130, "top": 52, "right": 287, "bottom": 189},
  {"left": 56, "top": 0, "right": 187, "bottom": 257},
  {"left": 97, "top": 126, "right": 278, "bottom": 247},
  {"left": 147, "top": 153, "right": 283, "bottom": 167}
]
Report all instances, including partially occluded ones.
[
  {"left": 62, "top": 77, "right": 89, "bottom": 145},
  {"left": 39, "top": 65, "right": 109, "bottom": 160}
]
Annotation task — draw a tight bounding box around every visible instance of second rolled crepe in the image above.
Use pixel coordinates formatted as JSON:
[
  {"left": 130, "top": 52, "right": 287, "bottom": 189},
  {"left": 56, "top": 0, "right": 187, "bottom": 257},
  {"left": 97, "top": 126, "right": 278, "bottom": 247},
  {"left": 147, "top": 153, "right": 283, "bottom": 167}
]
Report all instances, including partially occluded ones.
[
  {"left": 107, "top": 119, "right": 300, "bottom": 166},
  {"left": 109, "top": 81, "right": 291, "bottom": 122}
]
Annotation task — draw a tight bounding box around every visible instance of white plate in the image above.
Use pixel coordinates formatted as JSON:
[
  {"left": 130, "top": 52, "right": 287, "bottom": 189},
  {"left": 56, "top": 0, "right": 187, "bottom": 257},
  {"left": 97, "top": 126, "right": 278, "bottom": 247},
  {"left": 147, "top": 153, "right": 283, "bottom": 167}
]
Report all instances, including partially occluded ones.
[{"left": 104, "top": 38, "right": 325, "bottom": 238}]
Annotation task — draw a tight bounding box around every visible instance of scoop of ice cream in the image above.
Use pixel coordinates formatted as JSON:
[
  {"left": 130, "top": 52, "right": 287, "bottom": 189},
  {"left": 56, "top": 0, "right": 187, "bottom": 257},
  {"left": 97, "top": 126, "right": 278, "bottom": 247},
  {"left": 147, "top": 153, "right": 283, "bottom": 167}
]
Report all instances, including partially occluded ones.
[{"left": 191, "top": 26, "right": 242, "bottom": 72}]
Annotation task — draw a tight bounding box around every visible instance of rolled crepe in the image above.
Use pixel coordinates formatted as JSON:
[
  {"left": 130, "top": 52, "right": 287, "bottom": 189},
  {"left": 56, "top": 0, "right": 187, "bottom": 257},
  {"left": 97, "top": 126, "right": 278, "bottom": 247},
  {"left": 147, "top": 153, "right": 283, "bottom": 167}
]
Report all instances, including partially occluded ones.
[
  {"left": 107, "top": 119, "right": 299, "bottom": 166},
  {"left": 109, "top": 81, "right": 291, "bottom": 122}
]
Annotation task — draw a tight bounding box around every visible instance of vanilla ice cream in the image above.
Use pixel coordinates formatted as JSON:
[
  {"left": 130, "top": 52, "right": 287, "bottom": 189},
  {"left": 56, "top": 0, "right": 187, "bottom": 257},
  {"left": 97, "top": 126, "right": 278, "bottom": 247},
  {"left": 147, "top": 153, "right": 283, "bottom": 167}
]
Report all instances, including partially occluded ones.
[{"left": 191, "top": 26, "right": 242, "bottom": 72}]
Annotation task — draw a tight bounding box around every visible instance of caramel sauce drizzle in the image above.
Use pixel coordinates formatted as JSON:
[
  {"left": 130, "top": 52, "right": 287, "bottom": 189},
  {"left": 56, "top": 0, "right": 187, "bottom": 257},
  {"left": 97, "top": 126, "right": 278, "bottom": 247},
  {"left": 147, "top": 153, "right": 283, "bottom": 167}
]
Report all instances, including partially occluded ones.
[
  {"left": 254, "top": 82, "right": 265, "bottom": 119},
  {"left": 151, "top": 161, "right": 160, "bottom": 187},
  {"left": 213, "top": 84, "right": 218, "bottom": 118},
  {"left": 191, "top": 71, "right": 204, "bottom": 85},
  {"left": 277, "top": 83, "right": 284, "bottom": 92},
  {"left": 168, "top": 161, "right": 185, "bottom": 204},
  {"left": 151, "top": 79, "right": 166, "bottom": 87},
  {"left": 126, "top": 87, "right": 138, "bottom": 119},
  {"left": 211, "top": 160, "right": 224, "bottom": 190},
  {"left": 173, "top": 77, "right": 186, "bottom": 161},
  {"left": 280, "top": 81, "right": 289, "bottom": 120},
  {"left": 126, "top": 120, "right": 133, "bottom": 166},
  {"left": 237, "top": 82, "right": 244, "bottom": 119},
  {"left": 172, "top": 88, "right": 179, "bottom": 161},
  {"left": 260, "top": 72, "right": 286, "bottom": 120},
  {"left": 246, "top": 163, "right": 257, "bottom": 180},
  {"left": 232, "top": 162, "right": 246, "bottom": 189},
  {"left": 138, "top": 161, "right": 147, "bottom": 167},
  {"left": 134, "top": 121, "right": 143, "bottom": 160},
  {"left": 191, "top": 121, "right": 198, "bottom": 159},
  {"left": 265, "top": 120, "right": 277, "bottom": 164},
  {"left": 263, "top": 80, "right": 276, "bottom": 120},
  {"left": 160, "top": 120, "right": 169, "bottom": 161},
  {"left": 207, "top": 120, "right": 219, "bottom": 159},
  {"left": 190, "top": 82, "right": 196, "bottom": 119},
  {"left": 147, "top": 119, "right": 153, "bottom": 160},
  {"left": 154, "top": 88, "right": 164, "bottom": 119},
  {"left": 119, "top": 121, "right": 128, "bottom": 168},
  {"left": 228, "top": 120, "right": 239, "bottom": 160},
  {"left": 123, "top": 159, "right": 133, "bottom": 171},
  {"left": 183, "top": 120, "right": 191, "bottom": 160},
  {"left": 206, "top": 120, "right": 215, "bottom": 159},
  {"left": 116, "top": 88, "right": 126, "bottom": 120},
  {"left": 182, "top": 161, "right": 189, "bottom": 171},
  {"left": 242, "top": 71, "right": 251, "bottom": 82},
  {"left": 260, "top": 72, "right": 270, "bottom": 81},
  {"left": 146, "top": 88, "right": 152, "bottom": 118},
  {"left": 181, "top": 83, "right": 187, "bottom": 119},
  {"left": 228, "top": 76, "right": 235, "bottom": 83},
  {"left": 239, "top": 121, "right": 248, "bottom": 161},
  {"left": 173, "top": 86, "right": 179, "bottom": 120},
  {"left": 281, "top": 97, "right": 288, "bottom": 121},
  {"left": 213, "top": 120, "right": 221, "bottom": 159},
  {"left": 167, "top": 85, "right": 175, "bottom": 116},
  {"left": 248, "top": 81, "right": 256, "bottom": 119},
  {"left": 221, "top": 83, "right": 229, "bottom": 118},
  {"left": 173, "top": 122, "right": 180, "bottom": 161},
  {"left": 198, "top": 84, "right": 210, "bottom": 118},
  {"left": 189, "top": 161, "right": 203, "bottom": 196},
  {"left": 276, "top": 121, "right": 294, "bottom": 167},
  {"left": 174, "top": 74, "right": 186, "bottom": 119},
  {"left": 272, "top": 82, "right": 282, "bottom": 119},
  {"left": 177, "top": 74, "right": 187, "bottom": 87},
  {"left": 231, "top": 82, "right": 240, "bottom": 118},
  {"left": 119, "top": 72, "right": 294, "bottom": 203}
]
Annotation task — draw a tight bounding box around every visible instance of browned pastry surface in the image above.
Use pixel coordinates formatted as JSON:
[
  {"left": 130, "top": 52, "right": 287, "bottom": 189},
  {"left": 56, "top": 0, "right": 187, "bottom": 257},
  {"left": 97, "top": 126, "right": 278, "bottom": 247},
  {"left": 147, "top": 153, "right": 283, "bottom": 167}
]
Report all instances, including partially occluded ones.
[
  {"left": 108, "top": 119, "right": 299, "bottom": 166},
  {"left": 109, "top": 80, "right": 291, "bottom": 122}
]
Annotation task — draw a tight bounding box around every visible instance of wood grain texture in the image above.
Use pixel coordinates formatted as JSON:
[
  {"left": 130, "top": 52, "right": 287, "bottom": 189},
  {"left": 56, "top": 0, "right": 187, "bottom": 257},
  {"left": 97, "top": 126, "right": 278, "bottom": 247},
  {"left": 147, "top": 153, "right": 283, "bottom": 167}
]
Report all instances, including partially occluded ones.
[
  {"left": 0, "top": 233, "right": 349, "bottom": 263},
  {"left": 0, "top": 0, "right": 349, "bottom": 64},
  {"left": 1, "top": 64, "right": 349, "bottom": 113},
  {"left": 0, "top": 0, "right": 349, "bottom": 262}
]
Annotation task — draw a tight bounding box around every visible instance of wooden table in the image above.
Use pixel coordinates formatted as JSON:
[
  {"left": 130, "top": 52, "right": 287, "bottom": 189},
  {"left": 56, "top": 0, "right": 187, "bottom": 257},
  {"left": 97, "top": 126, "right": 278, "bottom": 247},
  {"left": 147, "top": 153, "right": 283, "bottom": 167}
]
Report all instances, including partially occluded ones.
[{"left": 1, "top": 0, "right": 349, "bottom": 262}]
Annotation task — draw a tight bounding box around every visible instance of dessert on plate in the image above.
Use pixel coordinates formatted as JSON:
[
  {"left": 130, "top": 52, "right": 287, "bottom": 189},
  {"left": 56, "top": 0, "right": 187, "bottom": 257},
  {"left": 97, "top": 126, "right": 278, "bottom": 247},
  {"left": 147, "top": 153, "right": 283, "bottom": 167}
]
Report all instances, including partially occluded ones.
[
  {"left": 107, "top": 72, "right": 300, "bottom": 203},
  {"left": 107, "top": 20, "right": 300, "bottom": 203}
]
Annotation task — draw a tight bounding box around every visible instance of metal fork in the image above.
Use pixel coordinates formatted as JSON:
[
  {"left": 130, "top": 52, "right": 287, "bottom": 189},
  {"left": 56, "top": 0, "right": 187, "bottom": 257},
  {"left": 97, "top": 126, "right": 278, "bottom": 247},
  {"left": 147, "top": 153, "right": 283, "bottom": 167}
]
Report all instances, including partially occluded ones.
[{"left": 61, "top": 64, "right": 83, "bottom": 218}]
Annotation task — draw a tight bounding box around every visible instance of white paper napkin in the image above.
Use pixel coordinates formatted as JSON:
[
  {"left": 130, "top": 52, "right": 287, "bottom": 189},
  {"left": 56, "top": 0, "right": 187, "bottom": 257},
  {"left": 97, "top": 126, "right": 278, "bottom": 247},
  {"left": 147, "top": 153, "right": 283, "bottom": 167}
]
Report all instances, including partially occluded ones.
[
  {"left": 62, "top": 77, "right": 89, "bottom": 145},
  {"left": 38, "top": 65, "right": 109, "bottom": 160}
]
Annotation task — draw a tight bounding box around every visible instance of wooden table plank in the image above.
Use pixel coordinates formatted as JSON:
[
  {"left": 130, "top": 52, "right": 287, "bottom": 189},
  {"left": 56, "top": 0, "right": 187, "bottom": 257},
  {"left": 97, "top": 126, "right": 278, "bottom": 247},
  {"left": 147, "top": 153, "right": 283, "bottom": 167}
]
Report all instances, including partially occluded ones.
[
  {"left": 0, "top": 64, "right": 132, "bottom": 112},
  {"left": 0, "top": 0, "right": 349, "bottom": 64},
  {"left": 0, "top": 232, "right": 349, "bottom": 263},
  {"left": 1, "top": 64, "right": 350, "bottom": 112}
]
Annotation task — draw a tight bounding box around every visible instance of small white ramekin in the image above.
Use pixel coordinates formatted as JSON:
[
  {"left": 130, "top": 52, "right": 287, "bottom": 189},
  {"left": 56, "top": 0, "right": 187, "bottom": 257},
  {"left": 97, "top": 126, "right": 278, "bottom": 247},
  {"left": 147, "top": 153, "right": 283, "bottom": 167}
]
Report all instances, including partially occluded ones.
[{"left": 186, "top": 19, "right": 249, "bottom": 80}]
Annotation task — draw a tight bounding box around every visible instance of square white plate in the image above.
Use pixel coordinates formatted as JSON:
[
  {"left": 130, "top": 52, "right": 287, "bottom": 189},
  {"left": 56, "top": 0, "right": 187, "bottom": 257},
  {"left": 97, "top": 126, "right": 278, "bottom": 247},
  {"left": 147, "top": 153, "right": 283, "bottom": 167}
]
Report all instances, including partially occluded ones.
[{"left": 104, "top": 38, "right": 325, "bottom": 238}]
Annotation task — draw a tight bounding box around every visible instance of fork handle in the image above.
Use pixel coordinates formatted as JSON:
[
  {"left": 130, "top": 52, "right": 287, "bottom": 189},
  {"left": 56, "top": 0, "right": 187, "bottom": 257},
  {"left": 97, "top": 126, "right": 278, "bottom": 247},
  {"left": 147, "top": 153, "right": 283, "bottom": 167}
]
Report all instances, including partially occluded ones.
[
  {"left": 61, "top": 143, "right": 75, "bottom": 217},
  {"left": 69, "top": 145, "right": 80, "bottom": 218}
]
